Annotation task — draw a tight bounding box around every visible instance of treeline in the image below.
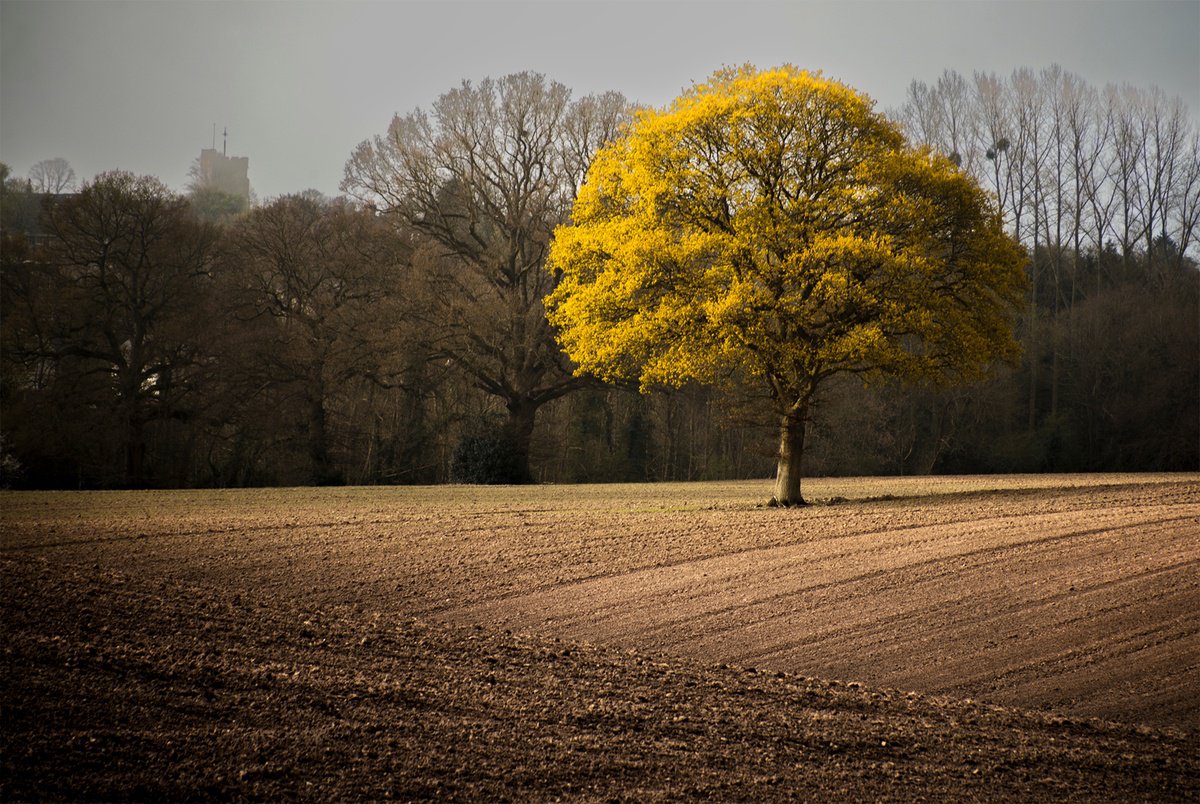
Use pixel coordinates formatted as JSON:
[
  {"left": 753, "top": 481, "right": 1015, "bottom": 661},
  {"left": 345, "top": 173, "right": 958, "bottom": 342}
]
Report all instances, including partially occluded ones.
[
  {"left": 896, "top": 66, "right": 1199, "bottom": 473},
  {"left": 1, "top": 69, "right": 1197, "bottom": 489}
]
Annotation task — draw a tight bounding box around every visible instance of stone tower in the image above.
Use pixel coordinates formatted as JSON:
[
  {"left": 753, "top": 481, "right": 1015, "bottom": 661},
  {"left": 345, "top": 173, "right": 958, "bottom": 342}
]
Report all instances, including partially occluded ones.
[{"left": 197, "top": 130, "right": 249, "bottom": 201}]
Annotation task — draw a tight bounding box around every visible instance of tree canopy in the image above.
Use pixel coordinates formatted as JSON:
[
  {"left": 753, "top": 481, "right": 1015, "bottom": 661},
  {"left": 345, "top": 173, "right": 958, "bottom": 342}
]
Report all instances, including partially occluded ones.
[
  {"left": 546, "top": 65, "right": 1027, "bottom": 504},
  {"left": 8, "top": 171, "right": 218, "bottom": 486}
]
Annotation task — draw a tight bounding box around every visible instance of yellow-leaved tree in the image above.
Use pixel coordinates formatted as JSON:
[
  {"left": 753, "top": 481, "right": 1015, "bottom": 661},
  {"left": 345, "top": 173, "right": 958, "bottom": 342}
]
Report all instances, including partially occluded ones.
[{"left": 546, "top": 66, "right": 1026, "bottom": 505}]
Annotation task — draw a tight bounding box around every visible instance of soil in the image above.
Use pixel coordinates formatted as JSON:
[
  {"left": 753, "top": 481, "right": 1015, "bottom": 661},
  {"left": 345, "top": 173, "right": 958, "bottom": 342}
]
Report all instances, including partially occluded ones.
[{"left": 2, "top": 474, "right": 1197, "bottom": 800}]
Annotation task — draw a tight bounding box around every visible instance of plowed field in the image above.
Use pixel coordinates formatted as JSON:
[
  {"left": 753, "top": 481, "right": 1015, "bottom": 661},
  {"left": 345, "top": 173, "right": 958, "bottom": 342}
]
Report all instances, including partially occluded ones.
[{"left": 2, "top": 474, "right": 1197, "bottom": 800}]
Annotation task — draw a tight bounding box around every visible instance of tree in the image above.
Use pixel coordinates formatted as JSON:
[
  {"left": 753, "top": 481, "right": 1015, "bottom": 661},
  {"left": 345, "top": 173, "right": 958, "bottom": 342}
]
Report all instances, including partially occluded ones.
[
  {"left": 28, "top": 157, "right": 77, "bottom": 194},
  {"left": 9, "top": 172, "right": 218, "bottom": 486},
  {"left": 342, "top": 72, "right": 631, "bottom": 482},
  {"left": 898, "top": 70, "right": 978, "bottom": 174},
  {"left": 217, "top": 193, "right": 409, "bottom": 484},
  {"left": 189, "top": 186, "right": 249, "bottom": 224},
  {"left": 1173, "top": 133, "right": 1200, "bottom": 262},
  {"left": 546, "top": 66, "right": 1026, "bottom": 505}
]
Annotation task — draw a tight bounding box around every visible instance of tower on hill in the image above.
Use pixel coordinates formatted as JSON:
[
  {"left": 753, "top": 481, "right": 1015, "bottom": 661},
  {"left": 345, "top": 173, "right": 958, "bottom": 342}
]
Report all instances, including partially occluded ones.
[
  {"left": 194, "top": 127, "right": 249, "bottom": 202},
  {"left": 197, "top": 149, "right": 249, "bottom": 201}
]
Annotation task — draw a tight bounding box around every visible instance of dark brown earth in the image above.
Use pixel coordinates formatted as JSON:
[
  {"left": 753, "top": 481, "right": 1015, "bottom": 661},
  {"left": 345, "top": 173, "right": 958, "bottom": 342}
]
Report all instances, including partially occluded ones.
[{"left": 2, "top": 475, "right": 1197, "bottom": 800}]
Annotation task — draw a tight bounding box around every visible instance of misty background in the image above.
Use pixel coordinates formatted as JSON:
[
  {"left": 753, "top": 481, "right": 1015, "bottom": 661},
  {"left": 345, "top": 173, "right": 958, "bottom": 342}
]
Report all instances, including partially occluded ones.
[{"left": 3, "top": 0, "right": 1197, "bottom": 200}]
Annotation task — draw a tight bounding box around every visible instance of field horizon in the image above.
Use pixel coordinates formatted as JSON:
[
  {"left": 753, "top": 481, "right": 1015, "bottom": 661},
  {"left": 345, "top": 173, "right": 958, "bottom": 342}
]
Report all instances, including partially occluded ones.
[{"left": 3, "top": 473, "right": 1197, "bottom": 799}]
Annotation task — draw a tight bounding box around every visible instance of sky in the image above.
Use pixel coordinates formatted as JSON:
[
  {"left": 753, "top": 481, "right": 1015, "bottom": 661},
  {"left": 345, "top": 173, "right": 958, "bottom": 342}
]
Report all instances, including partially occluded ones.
[{"left": 2, "top": 0, "right": 1198, "bottom": 200}]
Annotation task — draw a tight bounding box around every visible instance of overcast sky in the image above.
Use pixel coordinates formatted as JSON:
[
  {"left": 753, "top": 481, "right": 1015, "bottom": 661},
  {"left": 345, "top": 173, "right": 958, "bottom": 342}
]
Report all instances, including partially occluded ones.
[{"left": 2, "top": 0, "right": 1197, "bottom": 200}]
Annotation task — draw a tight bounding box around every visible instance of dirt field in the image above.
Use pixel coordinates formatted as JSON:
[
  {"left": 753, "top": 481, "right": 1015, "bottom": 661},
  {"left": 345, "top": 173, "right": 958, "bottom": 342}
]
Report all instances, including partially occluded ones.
[{"left": 2, "top": 474, "right": 1197, "bottom": 800}]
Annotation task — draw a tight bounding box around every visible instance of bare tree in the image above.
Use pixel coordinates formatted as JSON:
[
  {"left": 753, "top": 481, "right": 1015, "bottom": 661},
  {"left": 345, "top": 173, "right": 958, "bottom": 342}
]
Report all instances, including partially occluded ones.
[
  {"left": 1172, "top": 133, "right": 1200, "bottom": 263},
  {"left": 905, "top": 70, "right": 1200, "bottom": 268},
  {"left": 1106, "top": 84, "right": 1150, "bottom": 264},
  {"left": 1039, "top": 66, "right": 1069, "bottom": 418},
  {"left": 561, "top": 90, "right": 637, "bottom": 198},
  {"left": 1138, "top": 89, "right": 1193, "bottom": 265},
  {"left": 899, "top": 70, "right": 978, "bottom": 172},
  {"left": 973, "top": 71, "right": 1018, "bottom": 230},
  {"left": 218, "top": 193, "right": 409, "bottom": 484},
  {"left": 342, "top": 73, "right": 631, "bottom": 480},
  {"left": 37, "top": 172, "right": 218, "bottom": 485},
  {"left": 27, "top": 158, "right": 76, "bottom": 194},
  {"left": 1005, "top": 68, "right": 1053, "bottom": 428},
  {"left": 1081, "top": 91, "right": 1118, "bottom": 269},
  {"left": 1059, "top": 71, "right": 1103, "bottom": 262}
]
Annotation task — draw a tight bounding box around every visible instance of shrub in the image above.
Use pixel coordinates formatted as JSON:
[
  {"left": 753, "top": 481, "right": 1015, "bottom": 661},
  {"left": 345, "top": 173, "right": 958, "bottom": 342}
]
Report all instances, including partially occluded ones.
[{"left": 450, "top": 431, "right": 524, "bottom": 484}]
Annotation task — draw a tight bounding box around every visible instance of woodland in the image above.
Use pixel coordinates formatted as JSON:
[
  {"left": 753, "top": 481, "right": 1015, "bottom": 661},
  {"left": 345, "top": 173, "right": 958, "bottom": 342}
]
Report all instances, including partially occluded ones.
[{"left": 1, "top": 66, "right": 1197, "bottom": 489}]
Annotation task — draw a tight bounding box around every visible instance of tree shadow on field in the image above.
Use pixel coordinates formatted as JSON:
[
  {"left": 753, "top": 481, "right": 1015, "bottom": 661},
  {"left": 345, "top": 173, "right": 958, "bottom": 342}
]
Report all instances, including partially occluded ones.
[
  {"left": 821, "top": 495, "right": 900, "bottom": 506},
  {"left": 758, "top": 480, "right": 1158, "bottom": 510}
]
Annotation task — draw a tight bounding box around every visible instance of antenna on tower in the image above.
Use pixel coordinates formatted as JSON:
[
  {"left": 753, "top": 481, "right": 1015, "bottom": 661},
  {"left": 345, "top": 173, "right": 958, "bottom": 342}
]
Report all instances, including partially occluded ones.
[
  {"left": 223, "top": 127, "right": 228, "bottom": 156},
  {"left": 212, "top": 123, "right": 216, "bottom": 150}
]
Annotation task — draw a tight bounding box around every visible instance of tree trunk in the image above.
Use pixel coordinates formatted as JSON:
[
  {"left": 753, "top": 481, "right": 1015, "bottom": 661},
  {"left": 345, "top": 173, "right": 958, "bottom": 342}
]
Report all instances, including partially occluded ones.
[
  {"left": 125, "top": 417, "right": 146, "bottom": 488},
  {"left": 308, "top": 395, "right": 335, "bottom": 485},
  {"left": 1028, "top": 237, "right": 1040, "bottom": 432},
  {"left": 772, "top": 407, "right": 808, "bottom": 506},
  {"left": 505, "top": 398, "right": 538, "bottom": 484}
]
